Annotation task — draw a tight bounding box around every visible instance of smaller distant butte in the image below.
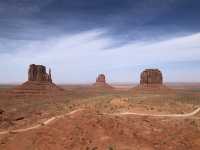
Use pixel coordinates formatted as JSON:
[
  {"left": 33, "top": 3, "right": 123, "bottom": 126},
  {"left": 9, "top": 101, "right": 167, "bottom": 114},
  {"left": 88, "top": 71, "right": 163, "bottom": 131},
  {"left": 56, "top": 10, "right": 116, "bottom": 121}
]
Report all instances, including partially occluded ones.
[
  {"left": 92, "top": 74, "right": 113, "bottom": 89},
  {"left": 96, "top": 74, "right": 106, "bottom": 84}
]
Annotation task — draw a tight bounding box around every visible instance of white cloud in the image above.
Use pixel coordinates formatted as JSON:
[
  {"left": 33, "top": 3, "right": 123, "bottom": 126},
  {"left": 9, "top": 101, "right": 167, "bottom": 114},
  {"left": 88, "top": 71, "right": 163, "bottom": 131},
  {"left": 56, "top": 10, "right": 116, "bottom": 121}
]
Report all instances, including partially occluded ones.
[{"left": 0, "top": 30, "right": 200, "bottom": 83}]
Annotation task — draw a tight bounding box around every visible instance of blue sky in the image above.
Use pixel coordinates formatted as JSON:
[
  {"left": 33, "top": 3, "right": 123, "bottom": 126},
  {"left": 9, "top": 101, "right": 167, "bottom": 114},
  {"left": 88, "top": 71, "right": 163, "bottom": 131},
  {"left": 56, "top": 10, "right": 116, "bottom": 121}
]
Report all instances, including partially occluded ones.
[{"left": 0, "top": 0, "right": 200, "bottom": 83}]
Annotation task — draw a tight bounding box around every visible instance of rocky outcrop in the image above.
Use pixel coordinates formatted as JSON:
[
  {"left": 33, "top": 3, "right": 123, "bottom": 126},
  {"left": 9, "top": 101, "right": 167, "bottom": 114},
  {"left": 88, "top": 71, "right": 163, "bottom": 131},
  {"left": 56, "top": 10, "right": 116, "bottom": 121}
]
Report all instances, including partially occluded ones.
[
  {"left": 9, "top": 64, "right": 64, "bottom": 97},
  {"left": 93, "top": 74, "right": 113, "bottom": 89},
  {"left": 28, "top": 64, "right": 52, "bottom": 83},
  {"left": 140, "top": 69, "right": 163, "bottom": 85},
  {"left": 132, "top": 69, "right": 171, "bottom": 93},
  {"left": 96, "top": 74, "right": 106, "bottom": 83}
]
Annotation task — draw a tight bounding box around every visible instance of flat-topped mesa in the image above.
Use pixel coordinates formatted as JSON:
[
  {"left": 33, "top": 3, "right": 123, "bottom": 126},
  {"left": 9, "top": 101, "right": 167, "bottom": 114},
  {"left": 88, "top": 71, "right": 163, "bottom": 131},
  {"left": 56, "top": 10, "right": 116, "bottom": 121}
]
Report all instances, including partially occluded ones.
[
  {"left": 28, "top": 64, "right": 52, "bottom": 83},
  {"left": 133, "top": 69, "right": 172, "bottom": 93},
  {"left": 140, "top": 69, "right": 163, "bottom": 87}
]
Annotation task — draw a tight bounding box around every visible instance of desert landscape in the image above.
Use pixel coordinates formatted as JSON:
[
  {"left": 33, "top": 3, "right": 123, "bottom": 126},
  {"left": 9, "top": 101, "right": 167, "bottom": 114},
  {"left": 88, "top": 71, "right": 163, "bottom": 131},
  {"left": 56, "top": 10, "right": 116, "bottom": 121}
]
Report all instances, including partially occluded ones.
[
  {"left": 1, "top": 1, "right": 200, "bottom": 149},
  {"left": 0, "top": 64, "right": 200, "bottom": 150}
]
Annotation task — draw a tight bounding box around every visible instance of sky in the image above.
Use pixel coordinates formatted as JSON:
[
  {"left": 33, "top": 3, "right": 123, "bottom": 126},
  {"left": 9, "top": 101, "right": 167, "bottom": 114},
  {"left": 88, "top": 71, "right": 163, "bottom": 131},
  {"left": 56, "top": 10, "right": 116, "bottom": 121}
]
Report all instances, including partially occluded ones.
[{"left": 0, "top": 0, "right": 200, "bottom": 84}]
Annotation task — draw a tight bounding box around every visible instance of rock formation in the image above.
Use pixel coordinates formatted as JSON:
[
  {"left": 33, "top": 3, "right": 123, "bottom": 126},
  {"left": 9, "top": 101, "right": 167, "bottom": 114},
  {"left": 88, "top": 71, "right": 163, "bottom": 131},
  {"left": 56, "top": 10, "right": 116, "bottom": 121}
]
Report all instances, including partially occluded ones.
[
  {"left": 93, "top": 74, "right": 113, "bottom": 89},
  {"left": 28, "top": 64, "right": 52, "bottom": 83},
  {"left": 9, "top": 64, "right": 63, "bottom": 97},
  {"left": 140, "top": 69, "right": 163, "bottom": 85},
  {"left": 96, "top": 74, "right": 106, "bottom": 83},
  {"left": 133, "top": 69, "right": 171, "bottom": 93}
]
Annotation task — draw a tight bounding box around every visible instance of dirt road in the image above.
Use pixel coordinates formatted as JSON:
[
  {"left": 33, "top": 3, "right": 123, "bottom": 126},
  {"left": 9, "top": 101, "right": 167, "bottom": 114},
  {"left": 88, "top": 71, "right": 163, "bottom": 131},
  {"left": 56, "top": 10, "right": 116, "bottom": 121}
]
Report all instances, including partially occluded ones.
[{"left": 1, "top": 107, "right": 200, "bottom": 135}]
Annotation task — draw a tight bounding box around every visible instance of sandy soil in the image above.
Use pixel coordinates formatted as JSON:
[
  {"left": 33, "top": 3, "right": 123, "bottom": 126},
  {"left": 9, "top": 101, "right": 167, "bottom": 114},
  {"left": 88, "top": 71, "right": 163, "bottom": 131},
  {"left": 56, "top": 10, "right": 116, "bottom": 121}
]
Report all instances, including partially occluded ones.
[
  {"left": 1, "top": 109, "right": 200, "bottom": 150},
  {"left": 0, "top": 83, "right": 200, "bottom": 149}
]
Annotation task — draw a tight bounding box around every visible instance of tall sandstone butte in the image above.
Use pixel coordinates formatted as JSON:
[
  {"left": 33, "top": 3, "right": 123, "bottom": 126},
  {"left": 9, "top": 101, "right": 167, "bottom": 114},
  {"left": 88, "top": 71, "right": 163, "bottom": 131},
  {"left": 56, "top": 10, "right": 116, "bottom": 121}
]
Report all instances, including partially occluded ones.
[
  {"left": 9, "top": 64, "right": 63, "bottom": 97},
  {"left": 28, "top": 64, "right": 52, "bottom": 83},
  {"left": 140, "top": 69, "right": 163, "bottom": 86}
]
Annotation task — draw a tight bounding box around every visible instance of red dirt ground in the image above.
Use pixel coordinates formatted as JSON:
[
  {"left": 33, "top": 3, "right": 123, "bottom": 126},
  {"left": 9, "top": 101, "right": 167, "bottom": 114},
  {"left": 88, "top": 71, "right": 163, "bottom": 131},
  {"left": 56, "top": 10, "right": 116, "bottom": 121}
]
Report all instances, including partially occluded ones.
[
  {"left": 0, "top": 83, "right": 200, "bottom": 150},
  {"left": 1, "top": 109, "right": 200, "bottom": 150}
]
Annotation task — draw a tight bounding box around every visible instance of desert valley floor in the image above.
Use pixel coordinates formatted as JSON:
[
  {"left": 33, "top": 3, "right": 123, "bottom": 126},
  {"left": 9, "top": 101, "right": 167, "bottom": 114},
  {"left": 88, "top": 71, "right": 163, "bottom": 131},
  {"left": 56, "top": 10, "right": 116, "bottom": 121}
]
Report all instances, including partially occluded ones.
[{"left": 0, "top": 83, "right": 200, "bottom": 150}]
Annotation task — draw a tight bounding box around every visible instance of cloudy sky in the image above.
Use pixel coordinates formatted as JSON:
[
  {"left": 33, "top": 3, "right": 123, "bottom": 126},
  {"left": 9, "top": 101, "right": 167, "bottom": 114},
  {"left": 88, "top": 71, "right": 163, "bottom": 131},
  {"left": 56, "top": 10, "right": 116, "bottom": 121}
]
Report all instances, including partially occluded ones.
[{"left": 0, "top": 0, "right": 200, "bottom": 84}]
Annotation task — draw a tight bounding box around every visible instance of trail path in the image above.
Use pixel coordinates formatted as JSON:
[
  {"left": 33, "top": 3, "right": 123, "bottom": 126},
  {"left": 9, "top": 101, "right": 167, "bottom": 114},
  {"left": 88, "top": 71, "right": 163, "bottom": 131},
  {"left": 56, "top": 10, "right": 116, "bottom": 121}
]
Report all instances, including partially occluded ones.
[
  {"left": 107, "top": 107, "right": 200, "bottom": 117},
  {"left": 0, "top": 107, "right": 200, "bottom": 135}
]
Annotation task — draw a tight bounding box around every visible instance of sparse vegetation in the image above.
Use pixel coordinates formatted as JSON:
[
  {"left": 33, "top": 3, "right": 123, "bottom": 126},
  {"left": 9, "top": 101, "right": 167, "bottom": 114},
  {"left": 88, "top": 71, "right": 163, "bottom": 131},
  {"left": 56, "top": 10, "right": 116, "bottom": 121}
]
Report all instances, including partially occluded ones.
[{"left": 0, "top": 83, "right": 200, "bottom": 149}]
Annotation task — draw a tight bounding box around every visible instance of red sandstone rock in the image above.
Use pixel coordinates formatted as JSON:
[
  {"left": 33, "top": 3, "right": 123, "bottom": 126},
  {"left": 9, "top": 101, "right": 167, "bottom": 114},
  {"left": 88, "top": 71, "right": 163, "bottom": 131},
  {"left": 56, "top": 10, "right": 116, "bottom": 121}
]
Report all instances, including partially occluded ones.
[
  {"left": 140, "top": 69, "right": 163, "bottom": 85},
  {"left": 28, "top": 64, "right": 52, "bottom": 83},
  {"left": 96, "top": 74, "right": 106, "bottom": 83},
  {"left": 93, "top": 74, "right": 113, "bottom": 89},
  {"left": 133, "top": 69, "right": 171, "bottom": 93},
  {"left": 9, "top": 64, "right": 64, "bottom": 97}
]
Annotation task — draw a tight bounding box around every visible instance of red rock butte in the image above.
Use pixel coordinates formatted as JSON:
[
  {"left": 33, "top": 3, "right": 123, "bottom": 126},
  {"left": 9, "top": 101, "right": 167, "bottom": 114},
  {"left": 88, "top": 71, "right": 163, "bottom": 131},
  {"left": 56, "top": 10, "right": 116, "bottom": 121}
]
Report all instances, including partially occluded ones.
[
  {"left": 9, "top": 64, "right": 64, "bottom": 97},
  {"left": 28, "top": 64, "right": 52, "bottom": 83},
  {"left": 140, "top": 69, "right": 163, "bottom": 86},
  {"left": 92, "top": 74, "right": 113, "bottom": 89},
  {"left": 133, "top": 69, "right": 171, "bottom": 93},
  {"left": 96, "top": 74, "right": 106, "bottom": 83}
]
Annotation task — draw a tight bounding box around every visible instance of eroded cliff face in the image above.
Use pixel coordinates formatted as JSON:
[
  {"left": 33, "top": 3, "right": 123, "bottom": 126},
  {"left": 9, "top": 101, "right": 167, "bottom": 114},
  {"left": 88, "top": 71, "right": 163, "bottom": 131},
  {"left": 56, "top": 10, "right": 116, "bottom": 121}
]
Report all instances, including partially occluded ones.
[
  {"left": 140, "top": 69, "right": 163, "bottom": 85},
  {"left": 28, "top": 64, "right": 52, "bottom": 83}
]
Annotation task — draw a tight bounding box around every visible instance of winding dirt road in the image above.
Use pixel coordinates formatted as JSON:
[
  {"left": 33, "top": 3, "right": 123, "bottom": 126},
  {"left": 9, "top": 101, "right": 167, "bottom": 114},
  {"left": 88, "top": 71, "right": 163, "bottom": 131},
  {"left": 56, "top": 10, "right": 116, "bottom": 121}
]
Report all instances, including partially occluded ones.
[
  {"left": 0, "top": 107, "right": 200, "bottom": 135},
  {"left": 108, "top": 107, "right": 200, "bottom": 117}
]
